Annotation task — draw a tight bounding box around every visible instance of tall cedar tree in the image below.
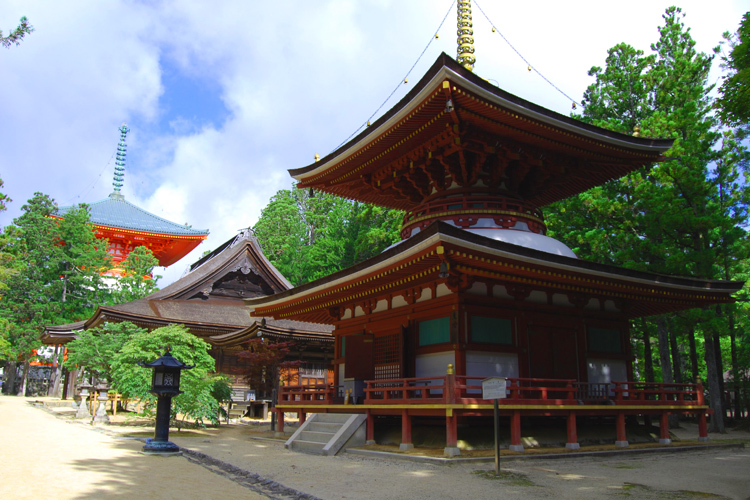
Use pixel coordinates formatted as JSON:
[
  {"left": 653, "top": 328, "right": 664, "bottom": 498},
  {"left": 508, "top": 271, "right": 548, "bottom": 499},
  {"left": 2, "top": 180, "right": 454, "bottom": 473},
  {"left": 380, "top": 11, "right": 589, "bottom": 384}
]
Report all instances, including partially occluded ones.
[
  {"left": 0, "top": 194, "right": 112, "bottom": 395},
  {"left": 111, "top": 245, "right": 161, "bottom": 303},
  {"left": 716, "top": 12, "right": 750, "bottom": 127},
  {"left": 548, "top": 7, "right": 750, "bottom": 431}
]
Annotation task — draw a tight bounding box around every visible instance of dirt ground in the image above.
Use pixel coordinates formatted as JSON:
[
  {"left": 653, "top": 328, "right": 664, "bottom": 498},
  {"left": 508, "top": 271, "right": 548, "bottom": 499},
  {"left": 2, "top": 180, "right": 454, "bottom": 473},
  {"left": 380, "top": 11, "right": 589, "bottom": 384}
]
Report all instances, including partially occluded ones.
[{"left": 4, "top": 395, "right": 750, "bottom": 500}]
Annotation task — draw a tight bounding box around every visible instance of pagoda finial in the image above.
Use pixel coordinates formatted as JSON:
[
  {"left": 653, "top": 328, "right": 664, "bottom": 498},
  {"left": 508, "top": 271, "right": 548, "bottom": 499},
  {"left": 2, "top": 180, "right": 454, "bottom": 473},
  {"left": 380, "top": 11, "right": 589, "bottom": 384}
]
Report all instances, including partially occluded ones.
[
  {"left": 112, "top": 123, "right": 129, "bottom": 195},
  {"left": 457, "top": 0, "right": 476, "bottom": 71}
]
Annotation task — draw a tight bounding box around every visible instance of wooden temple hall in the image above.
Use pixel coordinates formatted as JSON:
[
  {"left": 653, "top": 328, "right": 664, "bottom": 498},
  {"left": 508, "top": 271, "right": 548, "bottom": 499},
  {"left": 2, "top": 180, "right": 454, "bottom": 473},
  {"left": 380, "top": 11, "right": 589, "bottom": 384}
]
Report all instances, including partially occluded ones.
[{"left": 245, "top": 4, "right": 743, "bottom": 456}]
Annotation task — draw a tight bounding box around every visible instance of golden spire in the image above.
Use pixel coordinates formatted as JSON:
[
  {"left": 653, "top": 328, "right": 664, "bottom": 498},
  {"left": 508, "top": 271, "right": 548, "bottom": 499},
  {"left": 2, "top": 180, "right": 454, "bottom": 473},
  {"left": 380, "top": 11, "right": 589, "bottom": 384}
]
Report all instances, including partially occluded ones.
[{"left": 457, "top": 0, "right": 476, "bottom": 71}]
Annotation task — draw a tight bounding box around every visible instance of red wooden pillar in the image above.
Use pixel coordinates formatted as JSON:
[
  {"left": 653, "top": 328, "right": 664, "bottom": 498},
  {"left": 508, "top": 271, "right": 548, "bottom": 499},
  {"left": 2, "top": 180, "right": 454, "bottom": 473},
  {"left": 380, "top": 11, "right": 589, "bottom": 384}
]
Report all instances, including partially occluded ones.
[
  {"left": 698, "top": 412, "right": 709, "bottom": 442},
  {"left": 400, "top": 409, "right": 413, "bottom": 451},
  {"left": 615, "top": 413, "right": 628, "bottom": 447},
  {"left": 275, "top": 408, "right": 285, "bottom": 435},
  {"left": 366, "top": 410, "right": 375, "bottom": 444},
  {"left": 444, "top": 411, "right": 460, "bottom": 457},
  {"left": 509, "top": 410, "right": 524, "bottom": 452},
  {"left": 659, "top": 412, "right": 671, "bottom": 445},
  {"left": 299, "top": 411, "right": 306, "bottom": 426},
  {"left": 566, "top": 411, "right": 580, "bottom": 450}
]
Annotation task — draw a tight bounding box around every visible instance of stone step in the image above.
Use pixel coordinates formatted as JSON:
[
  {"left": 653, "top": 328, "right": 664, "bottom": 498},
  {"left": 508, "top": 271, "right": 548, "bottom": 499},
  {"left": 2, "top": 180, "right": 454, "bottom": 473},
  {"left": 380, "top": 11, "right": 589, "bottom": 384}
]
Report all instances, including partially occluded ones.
[
  {"left": 308, "top": 421, "right": 342, "bottom": 433},
  {"left": 299, "top": 430, "right": 335, "bottom": 444},
  {"left": 314, "top": 413, "right": 354, "bottom": 424},
  {"left": 290, "top": 440, "right": 325, "bottom": 455}
]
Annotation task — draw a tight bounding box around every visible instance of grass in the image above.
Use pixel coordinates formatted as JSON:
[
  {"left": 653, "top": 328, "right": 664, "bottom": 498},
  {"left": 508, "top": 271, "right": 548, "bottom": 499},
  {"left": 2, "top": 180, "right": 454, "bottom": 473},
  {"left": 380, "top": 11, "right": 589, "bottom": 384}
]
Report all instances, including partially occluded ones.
[{"left": 471, "top": 469, "right": 536, "bottom": 487}]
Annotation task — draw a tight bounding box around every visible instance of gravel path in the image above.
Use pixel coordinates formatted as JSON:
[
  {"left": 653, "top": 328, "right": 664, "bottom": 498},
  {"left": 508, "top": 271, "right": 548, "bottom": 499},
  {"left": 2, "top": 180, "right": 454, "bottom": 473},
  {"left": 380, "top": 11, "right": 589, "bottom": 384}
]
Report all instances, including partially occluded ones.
[{"left": 4, "top": 395, "right": 750, "bottom": 500}]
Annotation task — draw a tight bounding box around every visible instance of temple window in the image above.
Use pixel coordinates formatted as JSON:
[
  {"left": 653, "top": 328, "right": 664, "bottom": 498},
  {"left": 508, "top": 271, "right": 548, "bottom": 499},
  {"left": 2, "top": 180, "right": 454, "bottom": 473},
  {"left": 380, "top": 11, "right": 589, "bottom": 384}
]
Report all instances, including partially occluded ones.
[
  {"left": 470, "top": 316, "right": 513, "bottom": 345},
  {"left": 588, "top": 327, "right": 622, "bottom": 353},
  {"left": 418, "top": 317, "right": 450, "bottom": 346}
]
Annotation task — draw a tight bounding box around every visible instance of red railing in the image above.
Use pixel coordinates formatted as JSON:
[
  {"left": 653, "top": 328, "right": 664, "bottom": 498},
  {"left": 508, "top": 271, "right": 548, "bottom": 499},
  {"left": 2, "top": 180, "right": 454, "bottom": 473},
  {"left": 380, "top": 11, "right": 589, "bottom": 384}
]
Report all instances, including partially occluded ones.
[{"left": 277, "top": 376, "right": 705, "bottom": 407}]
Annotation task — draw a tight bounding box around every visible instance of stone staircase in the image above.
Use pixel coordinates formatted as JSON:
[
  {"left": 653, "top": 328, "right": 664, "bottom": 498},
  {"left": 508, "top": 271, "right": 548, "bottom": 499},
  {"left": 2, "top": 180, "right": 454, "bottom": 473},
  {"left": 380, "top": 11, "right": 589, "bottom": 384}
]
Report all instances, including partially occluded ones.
[{"left": 285, "top": 413, "right": 366, "bottom": 456}]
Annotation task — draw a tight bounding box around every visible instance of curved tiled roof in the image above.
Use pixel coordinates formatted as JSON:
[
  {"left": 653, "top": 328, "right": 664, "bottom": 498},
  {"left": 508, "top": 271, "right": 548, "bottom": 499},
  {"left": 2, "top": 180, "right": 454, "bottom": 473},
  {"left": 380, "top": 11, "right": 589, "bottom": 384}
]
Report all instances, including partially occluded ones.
[{"left": 56, "top": 192, "right": 209, "bottom": 237}]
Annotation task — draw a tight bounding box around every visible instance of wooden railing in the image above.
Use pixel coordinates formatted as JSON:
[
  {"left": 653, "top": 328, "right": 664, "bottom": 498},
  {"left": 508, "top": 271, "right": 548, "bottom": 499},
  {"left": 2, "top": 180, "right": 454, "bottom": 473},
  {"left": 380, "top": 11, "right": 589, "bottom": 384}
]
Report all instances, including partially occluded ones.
[
  {"left": 278, "top": 383, "right": 337, "bottom": 405},
  {"left": 277, "top": 376, "right": 705, "bottom": 407}
]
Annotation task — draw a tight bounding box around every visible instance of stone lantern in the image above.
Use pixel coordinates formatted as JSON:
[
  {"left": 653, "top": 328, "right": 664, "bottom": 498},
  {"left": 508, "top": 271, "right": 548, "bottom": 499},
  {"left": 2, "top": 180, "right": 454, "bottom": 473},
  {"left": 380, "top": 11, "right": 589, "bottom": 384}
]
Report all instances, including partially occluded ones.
[{"left": 138, "top": 349, "right": 193, "bottom": 454}]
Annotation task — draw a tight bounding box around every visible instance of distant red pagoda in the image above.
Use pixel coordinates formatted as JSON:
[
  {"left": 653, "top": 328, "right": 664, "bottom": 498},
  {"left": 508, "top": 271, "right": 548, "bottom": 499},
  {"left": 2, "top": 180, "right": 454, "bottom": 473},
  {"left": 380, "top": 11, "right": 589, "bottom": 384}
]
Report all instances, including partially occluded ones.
[{"left": 52, "top": 125, "right": 209, "bottom": 276}]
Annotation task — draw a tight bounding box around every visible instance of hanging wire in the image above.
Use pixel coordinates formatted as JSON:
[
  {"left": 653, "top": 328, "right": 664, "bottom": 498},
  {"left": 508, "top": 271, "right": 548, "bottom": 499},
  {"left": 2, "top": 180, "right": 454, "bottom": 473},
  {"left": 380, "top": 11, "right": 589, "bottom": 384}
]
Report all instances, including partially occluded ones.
[
  {"left": 472, "top": 0, "right": 582, "bottom": 110},
  {"left": 63, "top": 150, "right": 116, "bottom": 206},
  {"left": 328, "top": 0, "right": 456, "bottom": 155}
]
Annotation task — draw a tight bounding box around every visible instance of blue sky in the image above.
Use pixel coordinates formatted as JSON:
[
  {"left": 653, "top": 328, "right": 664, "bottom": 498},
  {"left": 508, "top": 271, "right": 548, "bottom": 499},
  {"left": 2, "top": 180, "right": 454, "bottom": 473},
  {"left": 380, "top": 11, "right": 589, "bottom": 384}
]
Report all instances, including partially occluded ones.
[{"left": 1, "top": 0, "right": 746, "bottom": 286}]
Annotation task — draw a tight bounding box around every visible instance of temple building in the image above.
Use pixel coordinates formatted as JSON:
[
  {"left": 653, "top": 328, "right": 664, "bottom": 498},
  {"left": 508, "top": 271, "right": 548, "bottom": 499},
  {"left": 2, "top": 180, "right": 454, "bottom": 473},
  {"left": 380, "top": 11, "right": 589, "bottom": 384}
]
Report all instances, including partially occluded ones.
[
  {"left": 245, "top": 3, "right": 742, "bottom": 456},
  {"left": 51, "top": 124, "right": 209, "bottom": 277},
  {"left": 43, "top": 230, "right": 333, "bottom": 398}
]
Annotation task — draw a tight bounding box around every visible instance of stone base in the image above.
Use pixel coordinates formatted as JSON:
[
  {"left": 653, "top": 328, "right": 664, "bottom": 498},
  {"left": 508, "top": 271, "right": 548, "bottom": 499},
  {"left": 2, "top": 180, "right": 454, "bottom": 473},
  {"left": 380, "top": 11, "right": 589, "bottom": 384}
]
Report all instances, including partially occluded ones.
[
  {"left": 366, "top": 440, "right": 376, "bottom": 445},
  {"left": 274, "top": 432, "right": 286, "bottom": 439},
  {"left": 565, "top": 443, "right": 580, "bottom": 450},
  {"left": 399, "top": 443, "right": 414, "bottom": 451},
  {"left": 142, "top": 438, "right": 180, "bottom": 454},
  {"left": 698, "top": 436, "right": 710, "bottom": 443},
  {"left": 508, "top": 445, "right": 525, "bottom": 452},
  {"left": 615, "top": 440, "right": 629, "bottom": 448},
  {"left": 92, "top": 414, "right": 110, "bottom": 425},
  {"left": 74, "top": 407, "right": 91, "bottom": 419},
  {"left": 443, "top": 446, "right": 461, "bottom": 457},
  {"left": 658, "top": 438, "right": 672, "bottom": 445}
]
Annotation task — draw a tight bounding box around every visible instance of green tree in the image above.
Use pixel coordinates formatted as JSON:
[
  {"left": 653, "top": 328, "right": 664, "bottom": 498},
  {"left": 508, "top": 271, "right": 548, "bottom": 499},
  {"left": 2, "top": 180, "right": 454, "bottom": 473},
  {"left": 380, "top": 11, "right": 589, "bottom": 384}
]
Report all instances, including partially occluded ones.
[
  {"left": 550, "top": 7, "right": 750, "bottom": 430},
  {"left": 110, "top": 324, "right": 222, "bottom": 426},
  {"left": 1, "top": 16, "right": 33, "bottom": 49},
  {"left": 0, "top": 194, "right": 112, "bottom": 395},
  {"left": 716, "top": 12, "right": 750, "bottom": 127},
  {"left": 111, "top": 246, "right": 161, "bottom": 303},
  {"left": 64, "top": 322, "right": 145, "bottom": 384},
  {"left": 254, "top": 184, "right": 402, "bottom": 285}
]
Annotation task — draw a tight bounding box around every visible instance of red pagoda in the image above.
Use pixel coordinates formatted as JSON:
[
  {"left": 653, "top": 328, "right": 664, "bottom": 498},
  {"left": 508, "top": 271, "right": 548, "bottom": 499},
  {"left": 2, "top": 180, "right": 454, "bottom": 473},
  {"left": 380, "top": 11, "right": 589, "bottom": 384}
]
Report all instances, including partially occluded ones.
[
  {"left": 51, "top": 124, "right": 209, "bottom": 276},
  {"left": 246, "top": 3, "right": 742, "bottom": 457}
]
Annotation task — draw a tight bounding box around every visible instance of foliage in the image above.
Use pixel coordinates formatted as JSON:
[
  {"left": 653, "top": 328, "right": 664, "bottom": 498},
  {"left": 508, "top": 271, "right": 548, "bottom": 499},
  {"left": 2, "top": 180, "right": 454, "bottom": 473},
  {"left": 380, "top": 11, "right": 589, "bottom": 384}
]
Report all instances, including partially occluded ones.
[
  {"left": 0, "top": 194, "right": 112, "bottom": 370},
  {"left": 0, "top": 177, "right": 9, "bottom": 212},
  {"left": 253, "top": 185, "right": 402, "bottom": 285},
  {"left": 1, "top": 16, "right": 33, "bottom": 49},
  {"left": 109, "top": 324, "right": 221, "bottom": 426},
  {"left": 64, "top": 322, "right": 145, "bottom": 383},
  {"left": 237, "top": 338, "right": 300, "bottom": 397},
  {"left": 715, "top": 12, "right": 750, "bottom": 126},
  {"left": 111, "top": 245, "right": 161, "bottom": 303},
  {"left": 550, "top": 7, "right": 750, "bottom": 428}
]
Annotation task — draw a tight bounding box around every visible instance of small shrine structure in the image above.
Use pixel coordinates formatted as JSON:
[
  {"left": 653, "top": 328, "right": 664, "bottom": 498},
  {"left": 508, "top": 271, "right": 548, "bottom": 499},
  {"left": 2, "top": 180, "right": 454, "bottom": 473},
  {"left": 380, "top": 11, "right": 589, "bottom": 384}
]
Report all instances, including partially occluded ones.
[
  {"left": 51, "top": 124, "right": 209, "bottom": 276},
  {"left": 246, "top": 4, "right": 742, "bottom": 455}
]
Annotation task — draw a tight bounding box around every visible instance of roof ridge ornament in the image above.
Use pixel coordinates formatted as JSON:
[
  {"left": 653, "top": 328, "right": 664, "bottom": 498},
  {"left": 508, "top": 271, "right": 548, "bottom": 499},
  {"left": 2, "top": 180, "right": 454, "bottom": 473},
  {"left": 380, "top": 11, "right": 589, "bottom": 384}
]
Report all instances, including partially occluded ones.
[
  {"left": 457, "top": 0, "right": 476, "bottom": 71},
  {"left": 111, "top": 123, "right": 129, "bottom": 198}
]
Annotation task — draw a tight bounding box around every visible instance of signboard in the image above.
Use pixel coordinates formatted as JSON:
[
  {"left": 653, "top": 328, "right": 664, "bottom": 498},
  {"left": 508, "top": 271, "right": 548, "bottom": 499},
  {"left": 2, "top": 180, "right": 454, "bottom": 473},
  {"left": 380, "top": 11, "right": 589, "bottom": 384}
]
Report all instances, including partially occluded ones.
[{"left": 482, "top": 377, "right": 507, "bottom": 400}]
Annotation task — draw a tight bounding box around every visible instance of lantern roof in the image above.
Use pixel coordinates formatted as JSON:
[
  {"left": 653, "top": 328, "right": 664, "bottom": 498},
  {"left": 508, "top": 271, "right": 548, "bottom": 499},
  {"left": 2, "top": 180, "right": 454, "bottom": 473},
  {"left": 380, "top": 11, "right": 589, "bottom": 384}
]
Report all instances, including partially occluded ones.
[{"left": 139, "top": 349, "right": 193, "bottom": 370}]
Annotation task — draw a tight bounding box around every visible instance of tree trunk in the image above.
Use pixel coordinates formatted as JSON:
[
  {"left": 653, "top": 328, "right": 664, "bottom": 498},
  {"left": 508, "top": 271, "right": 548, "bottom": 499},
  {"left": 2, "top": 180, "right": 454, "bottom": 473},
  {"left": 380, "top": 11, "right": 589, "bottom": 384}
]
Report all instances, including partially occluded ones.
[
  {"left": 728, "top": 312, "right": 742, "bottom": 419},
  {"left": 48, "top": 345, "right": 64, "bottom": 397},
  {"left": 687, "top": 325, "right": 699, "bottom": 382},
  {"left": 4, "top": 361, "right": 17, "bottom": 395},
  {"left": 17, "top": 361, "right": 30, "bottom": 397},
  {"left": 656, "top": 317, "right": 673, "bottom": 385},
  {"left": 641, "top": 318, "right": 655, "bottom": 383},
  {"left": 668, "top": 319, "right": 683, "bottom": 384},
  {"left": 713, "top": 331, "right": 726, "bottom": 420},
  {"left": 703, "top": 326, "right": 725, "bottom": 433}
]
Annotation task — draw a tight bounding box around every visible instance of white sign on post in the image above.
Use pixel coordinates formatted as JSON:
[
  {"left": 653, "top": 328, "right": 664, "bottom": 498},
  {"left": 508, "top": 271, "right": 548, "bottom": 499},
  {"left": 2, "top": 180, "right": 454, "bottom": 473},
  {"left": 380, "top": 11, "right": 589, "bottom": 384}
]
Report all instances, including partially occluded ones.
[{"left": 482, "top": 377, "right": 508, "bottom": 400}]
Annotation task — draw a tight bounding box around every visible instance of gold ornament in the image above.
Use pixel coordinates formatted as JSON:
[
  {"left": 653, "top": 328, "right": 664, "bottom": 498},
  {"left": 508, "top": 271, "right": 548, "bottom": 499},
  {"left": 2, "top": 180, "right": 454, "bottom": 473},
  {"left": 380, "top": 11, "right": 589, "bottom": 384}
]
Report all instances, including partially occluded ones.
[{"left": 456, "top": 0, "right": 476, "bottom": 71}]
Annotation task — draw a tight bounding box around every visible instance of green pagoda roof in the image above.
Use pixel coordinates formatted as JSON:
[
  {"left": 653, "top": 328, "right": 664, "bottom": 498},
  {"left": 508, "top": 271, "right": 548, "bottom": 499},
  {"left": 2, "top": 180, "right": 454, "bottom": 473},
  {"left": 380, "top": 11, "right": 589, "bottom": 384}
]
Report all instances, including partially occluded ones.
[{"left": 56, "top": 192, "right": 209, "bottom": 237}]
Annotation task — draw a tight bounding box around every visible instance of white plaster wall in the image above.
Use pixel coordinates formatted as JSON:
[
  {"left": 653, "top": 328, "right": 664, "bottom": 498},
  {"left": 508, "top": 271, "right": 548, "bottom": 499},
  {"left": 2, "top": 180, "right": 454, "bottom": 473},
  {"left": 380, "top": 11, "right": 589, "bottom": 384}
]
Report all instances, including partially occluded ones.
[{"left": 465, "top": 351, "right": 519, "bottom": 394}]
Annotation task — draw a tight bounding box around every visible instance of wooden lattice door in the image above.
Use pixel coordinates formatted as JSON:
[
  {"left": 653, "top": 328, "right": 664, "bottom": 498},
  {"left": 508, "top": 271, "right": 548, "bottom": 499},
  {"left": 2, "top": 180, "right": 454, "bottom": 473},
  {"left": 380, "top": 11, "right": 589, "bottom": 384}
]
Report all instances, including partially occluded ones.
[{"left": 374, "top": 333, "right": 402, "bottom": 380}]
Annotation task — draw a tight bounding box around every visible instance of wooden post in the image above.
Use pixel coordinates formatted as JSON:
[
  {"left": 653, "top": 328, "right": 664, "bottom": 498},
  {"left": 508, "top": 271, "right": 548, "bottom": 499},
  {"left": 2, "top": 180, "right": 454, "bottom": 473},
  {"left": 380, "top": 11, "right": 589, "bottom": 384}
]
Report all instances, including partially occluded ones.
[
  {"left": 366, "top": 410, "right": 375, "bottom": 444},
  {"left": 566, "top": 411, "right": 580, "bottom": 450},
  {"left": 509, "top": 410, "right": 524, "bottom": 452},
  {"left": 698, "top": 412, "right": 709, "bottom": 442},
  {"left": 615, "top": 413, "right": 629, "bottom": 447},
  {"left": 446, "top": 364, "right": 456, "bottom": 404},
  {"left": 275, "top": 409, "right": 285, "bottom": 437},
  {"left": 299, "top": 411, "right": 306, "bottom": 425},
  {"left": 659, "top": 412, "right": 671, "bottom": 445},
  {"left": 400, "top": 409, "right": 413, "bottom": 451},
  {"left": 444, "top": 410, "right": 460, "bottom": 457}
]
